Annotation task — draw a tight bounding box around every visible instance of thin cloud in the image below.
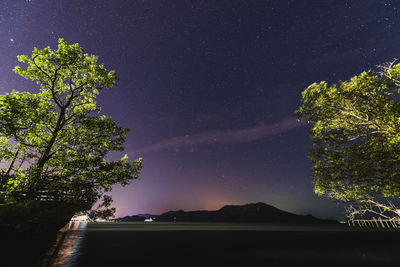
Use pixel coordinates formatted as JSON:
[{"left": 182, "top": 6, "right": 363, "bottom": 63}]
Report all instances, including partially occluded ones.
[{"left": 134, "top": 117, "right": 306, "bottom": 155}]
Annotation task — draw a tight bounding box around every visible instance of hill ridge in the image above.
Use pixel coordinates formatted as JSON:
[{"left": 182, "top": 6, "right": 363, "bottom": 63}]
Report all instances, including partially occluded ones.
[{"left": 117, "top": 202, "right": 338, "bottom": 224}]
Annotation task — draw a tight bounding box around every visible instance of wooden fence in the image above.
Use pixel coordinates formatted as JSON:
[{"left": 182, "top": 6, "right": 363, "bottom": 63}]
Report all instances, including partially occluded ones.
[{"left": 348, "top": 218, "right": 400, "bottom": 228}]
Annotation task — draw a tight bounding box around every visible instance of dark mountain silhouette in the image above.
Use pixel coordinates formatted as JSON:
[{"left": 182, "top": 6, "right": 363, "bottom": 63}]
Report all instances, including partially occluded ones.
[
  {"left": 119, "top": 202, "right": 338, "bottom": 224},
  {"left": 115, "top": 213, "right": 158, "bottom": 221},
  {"left": 115, "top": 215, "right": 147, "bottom": 222},
  {"left": 137, "top": 213, "right": 157, "bottom": 218}
]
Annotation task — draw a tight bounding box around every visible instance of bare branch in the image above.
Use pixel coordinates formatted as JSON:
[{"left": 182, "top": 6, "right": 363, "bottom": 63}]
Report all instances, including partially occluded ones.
[
  {"left": 345, "top": 197, "right": 400, "bottom": 220},
  {"left": 376, "top": 59, "right": 400, "bottom": 86}
]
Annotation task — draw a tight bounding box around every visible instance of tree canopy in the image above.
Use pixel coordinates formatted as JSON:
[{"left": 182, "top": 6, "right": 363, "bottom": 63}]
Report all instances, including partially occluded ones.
[
  {"left": 0, "top": 38, "right": 142, "bottom": 216},
  {"left": 295, "top": 61, "right": 400, "bottom": 219}
]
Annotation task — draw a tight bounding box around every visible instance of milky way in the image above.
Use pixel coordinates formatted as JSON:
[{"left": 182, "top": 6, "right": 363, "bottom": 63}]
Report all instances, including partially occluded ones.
[{"left": 1, "top": 0, "right": 400, "bottom": 219}]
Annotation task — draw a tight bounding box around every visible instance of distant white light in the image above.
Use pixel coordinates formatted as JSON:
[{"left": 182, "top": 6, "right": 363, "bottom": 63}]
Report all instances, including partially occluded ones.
[
  {"left": 9, "top": 38, "right": 14, "bottom": 42},
  {"left": 71, "top": 215, "right": 88, "bottom": 221}
]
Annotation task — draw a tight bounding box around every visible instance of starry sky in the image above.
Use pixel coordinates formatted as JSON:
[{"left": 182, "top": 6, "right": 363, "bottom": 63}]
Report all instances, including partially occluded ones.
[{"left": 1, "top": 0, "right": 400, "bottom": 219}]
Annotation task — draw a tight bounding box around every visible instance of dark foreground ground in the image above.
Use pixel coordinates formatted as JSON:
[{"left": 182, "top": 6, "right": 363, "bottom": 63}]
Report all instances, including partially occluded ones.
[
  {"left": 57, "top": 222, "right": 400, "bottom": 267},
  {"left": 1, "top": 230, "right": 61, "bottom": 267}
]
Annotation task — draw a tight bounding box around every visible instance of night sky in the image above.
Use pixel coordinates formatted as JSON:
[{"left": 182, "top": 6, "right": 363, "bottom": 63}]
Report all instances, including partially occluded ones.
[{"left": 2, "top": 0, "right": 400, "bottom": 219}]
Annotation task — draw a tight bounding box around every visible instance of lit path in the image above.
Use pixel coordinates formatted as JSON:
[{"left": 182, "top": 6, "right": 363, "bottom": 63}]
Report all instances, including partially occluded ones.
[{"left": 50, "top": 221, "right": 87, "bottom": 267}]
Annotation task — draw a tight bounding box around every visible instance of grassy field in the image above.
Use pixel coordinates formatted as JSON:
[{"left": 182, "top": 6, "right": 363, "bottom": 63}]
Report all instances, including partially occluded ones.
[{"left": 64, "top": 222, "right": 400, "bottom": 266}]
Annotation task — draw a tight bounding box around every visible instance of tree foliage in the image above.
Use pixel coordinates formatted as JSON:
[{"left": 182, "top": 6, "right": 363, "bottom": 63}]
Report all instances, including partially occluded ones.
[
  {"left": 86, "top": 195, "right": 116, "bottom": 221},
  {"left": 0, "top": 38, "right": 142, "bottom": 215},
  {"left": 295, "top": 61, "right": 400, "bottom": 219}
]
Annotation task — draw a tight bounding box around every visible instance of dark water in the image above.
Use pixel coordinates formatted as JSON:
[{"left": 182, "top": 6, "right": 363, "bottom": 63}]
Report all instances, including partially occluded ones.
[{"left": 52, "top": 222, "right": 400, "bottom": 266}]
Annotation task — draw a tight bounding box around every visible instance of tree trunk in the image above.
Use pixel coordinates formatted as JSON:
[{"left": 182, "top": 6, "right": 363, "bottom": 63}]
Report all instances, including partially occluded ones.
[{"left": 26, "top": 108, "right": 66, "bottom": 199}]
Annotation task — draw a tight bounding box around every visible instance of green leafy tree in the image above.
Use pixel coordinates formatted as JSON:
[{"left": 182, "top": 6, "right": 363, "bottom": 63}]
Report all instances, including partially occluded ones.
[
  {"left": 295, "top": 61, "right": 400, "bottom": 220},
  {"left": 86, "top": 195, "right": 116, "bottom": 221},
  {"left": 0, "top": 39, "right": 142, "bottom": 216}
]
